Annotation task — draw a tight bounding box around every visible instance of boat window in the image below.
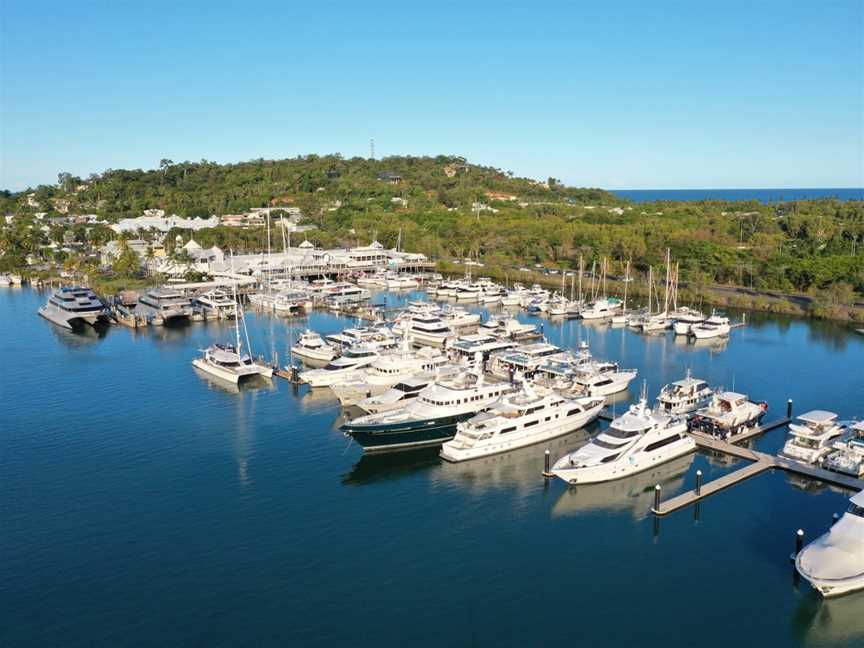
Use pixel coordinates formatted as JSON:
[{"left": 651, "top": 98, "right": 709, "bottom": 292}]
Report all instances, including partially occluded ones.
[
  {"left": 605, "top": 426, "right": 641, "bottom": 439},
  {"left": 644, "top": 434, "right": 682, "bottom": 453},
  {"left": 848, "top": 504, "right": 864, "bottom": 518},
  {"left": 601, "top": 453, "right": 620, "bottom": 463},
  {"left": 501, "top": 426, "right": 517, "bottom": 434},
  {"left": 566, "top": 409, "right": 582, "bottom": 416},
  {"left": 593, "top": 437, "right": 629, "bottom": 449},
  {"left": 524, "top": 421, "right": 538, "bottom": 428}
]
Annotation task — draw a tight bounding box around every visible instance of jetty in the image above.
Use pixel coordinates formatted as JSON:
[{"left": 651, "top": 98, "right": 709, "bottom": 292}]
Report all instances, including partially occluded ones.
[{"left": 652, "top": 421, "right": 864, "bottom": 516}]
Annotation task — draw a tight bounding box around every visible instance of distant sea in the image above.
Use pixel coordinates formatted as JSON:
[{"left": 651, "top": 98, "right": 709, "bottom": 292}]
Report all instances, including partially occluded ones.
[{"left": 611, "top": 187, "right": 864, "bottom": 203}]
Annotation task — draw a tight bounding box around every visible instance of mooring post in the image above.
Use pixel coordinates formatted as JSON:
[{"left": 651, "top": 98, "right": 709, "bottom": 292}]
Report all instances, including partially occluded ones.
[
  {"left": 544, "top": 449, "right": 551, "bottom": 477},
  {"left": 833, "top": 513, "right": 840, "bottom": 525},
  {"left": 695, "top": 470, "right": 703, "bottom": 496},
  {"left": 791, "top": 528, "right": 804, "bottom": 562},
  {"left": 653, "top": 484, "right": 661, "bottom": 512},
  {"left": 787, "top": 399, "right": 793, "bottom": 419}
]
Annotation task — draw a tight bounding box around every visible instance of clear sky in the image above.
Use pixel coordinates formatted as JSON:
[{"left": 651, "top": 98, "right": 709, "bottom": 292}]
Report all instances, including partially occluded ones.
[{"left": 1, "top": 0, "right": 862, "bottom": 191}]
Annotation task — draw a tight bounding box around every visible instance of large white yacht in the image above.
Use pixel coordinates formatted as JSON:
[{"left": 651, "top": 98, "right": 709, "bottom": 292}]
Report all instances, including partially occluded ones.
[
  {"left": 291, "top": 329, "right": 337, "bottom": 365},
  {"left": 672, "top": 308, "right": 706, "bottom": 335},
  {"left": 341, "top": 369, "right": 514, "bottom": 452},
  {"left": 550, "top": 395, "right": 694, "bottom": 484},
  {"left": 192, "top": 344, "right": 273, "bottom": 383},
  {"left": 478, "top": 315, "right": 538, "bottom": 340},
  {"left": 395, "top": 313, "right": 455, "bottom": 348},
  {"left": 690, "top": 391, "right": 767, "bottom": 438},
  {"left": 38, "top": 286, "right": 110, "bottom": 329},
  {"left": 440, "top": 381, "right": 604, "bottom": 462},
  {"left": 195, "top": 289, "right": 237, "bottom": 319},
  {"left": 299, "top": 344, "right": 383, "bottom": 387},
  {"left": 567, "top": 363, "right": 638, "bottom": 397},
  {"left": 655, "top": 370, "right": 713, "bottom": 415},
  {"left": 690, "top": 312, "right": 731, "bottom": 339},
  {"left": 488, "top": 342, "right": 564, "bottom": 379},
  {"left": 330, "top": 346, "right": 449, "bottom": 406},
  {"left": 825, "top": 422, "right": 864, "bottom": 477},
  {"left": 135, "top": 287, "right": 194, "bottom": 323},
  {"left": 439, "top": 305, "right": 482, "bottom": 332},
  {"left": 779, "top": 410, "right": 847, "bottom": 465},
  {"left": 275, "top": 289, "right": 313, "bottom": 315},
  {"left": 796, "top": 490, "right": 864, "bottom": 598}
]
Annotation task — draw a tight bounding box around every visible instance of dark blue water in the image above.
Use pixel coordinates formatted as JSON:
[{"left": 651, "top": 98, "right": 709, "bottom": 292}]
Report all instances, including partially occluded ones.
[
  {"left": 611, "top": 188, "right": 864, "bottom": 203},
  {"left": 2, "top": 287, "right": 864, "bottom": 647}
]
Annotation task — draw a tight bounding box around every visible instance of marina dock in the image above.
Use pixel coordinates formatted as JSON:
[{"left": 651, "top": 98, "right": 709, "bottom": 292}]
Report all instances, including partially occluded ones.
[{"left": 652, "top": 422, "right": 864, "bottom": 516}]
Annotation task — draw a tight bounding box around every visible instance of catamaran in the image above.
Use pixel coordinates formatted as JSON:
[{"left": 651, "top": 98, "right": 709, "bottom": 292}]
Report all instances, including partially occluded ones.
[{"left": 38, "top": 286, "right": 110, "bottom": 329}]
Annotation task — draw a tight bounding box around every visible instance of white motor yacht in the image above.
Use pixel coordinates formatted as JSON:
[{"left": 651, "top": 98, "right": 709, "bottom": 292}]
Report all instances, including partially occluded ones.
[
  {"left": 195, "top": 289, "right": 237, "bottom": 319},
  {"left": 690, "top": 312, "right": 731, "bottom": 339},
  {"left": 825, "top": 422, "right": 864, "bottom": 477},
  {"left": 441, "top": 381, "right": 604, "bottom": 462},
  {"left": 299, "top": 344, "right": 383, "bottom": 387},
  {"left": 567, "top": 364, "right": 638, "bottom": 397},
  {"left": 330, "top": 346, "right": 448, "bottom": 406},
  {"left": 291, "top": 329, "right": 337, "bottom": 365},
  {"left": 387, "top": 276, "right": 420, "bottom": 290},
  {"left": 796, "top": 490, "right": 864, "bottom": 597},
  {"left": 395, "top": 313, "right": 455, "bottom": 348},
  {"left": 192, "top": 344, "right": 273, "bottom": 383},
  {"left": 579, "top": 297, "right": 621, "bottom": 320},
  {"left": 690, "top": 391, "right": 767, "bottom": 438},
  {"left": 550, "top": 394, "right": 694, "bottom": 484},
  {"left": 779, "top": 410, "right": 847, "bottom": 465},
  {"left": 655, "top": 370, "right": 713, "bottom": 415},
  {"left": 672, "top": 308, "right": 706, "bottom": 335},
  {"left": 38, "top": 286, "right": 110, "bottom": 329},
  {"left": 439, "top": 305, "right": 481, "bottom": 332}
]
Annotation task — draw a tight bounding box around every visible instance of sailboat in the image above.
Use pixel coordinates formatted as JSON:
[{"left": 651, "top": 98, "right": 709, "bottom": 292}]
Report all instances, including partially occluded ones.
[
  {"left": 639, "top": 249, "right": 673, "bottom": 332},
  {"left": 579, "top": 257, "right": 621, "bottom": 320},
  {"left": 192, "top": 252, "right": 273, "bottom": 383},
  {"left": 248, "top": 210, "right": 278, "bottom": 311},
  {"left": 610, "top": 260, "right": 631, "bottom": 325}
]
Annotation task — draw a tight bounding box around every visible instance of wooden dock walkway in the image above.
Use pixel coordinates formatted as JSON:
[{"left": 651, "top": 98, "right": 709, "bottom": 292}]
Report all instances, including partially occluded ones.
[{"left": 653, "top": 420, "right": 864, "bottom": 516}]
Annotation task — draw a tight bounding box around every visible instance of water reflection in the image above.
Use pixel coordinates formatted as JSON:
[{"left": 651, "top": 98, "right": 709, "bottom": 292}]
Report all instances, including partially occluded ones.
[
  {"left": 793, "top": 590, "right": 864, "bottom": 647},
  {"left": 47, "top": 321, "right": 109, "bottom": 347},
  {"left": 551, "top": 454, "right": 694, "bottom": 520},
  {"left": 193, "top": 367, "right": 275, "bottom": 395},
  {"left": 343, "top": 448, "right": 441, "bottom": 486}
]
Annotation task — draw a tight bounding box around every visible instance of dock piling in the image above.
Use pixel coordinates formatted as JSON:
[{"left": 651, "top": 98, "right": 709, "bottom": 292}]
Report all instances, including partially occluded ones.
[
  {"left": 695, "top": 470, "right": 703, "bottom": 496},
  {"left": 653, "top": 484, "right": 661, "bottom": 512},
  {"left": 543, "top": 449, "right": 551, "bottom": 478},
  {"left": 791, "top": 529, "right": 804, "bottom": 562},
  {"left": 787, "top": 399, "right": 793, "bottom": 419}
]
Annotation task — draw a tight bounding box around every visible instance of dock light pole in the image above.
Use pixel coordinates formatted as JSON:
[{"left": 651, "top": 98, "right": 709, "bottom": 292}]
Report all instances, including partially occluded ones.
[
  {"left": 695, "top": 470, "right": 703, "bottom": 496},
  {"left": 787, "top": 399, "right": 793, "bottom": 419}
]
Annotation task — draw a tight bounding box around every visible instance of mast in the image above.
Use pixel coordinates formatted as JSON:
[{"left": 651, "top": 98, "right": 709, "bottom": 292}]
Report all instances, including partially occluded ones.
[
  {"left": 578, "top": 255, "right": 583, "bottom": 303},
  {"left": 622, "top": 259, "right": 630, "bottom": 311},
  {"left": 266, "top": 209, "right": 272, "bottom": 296},
  {"left": 589, "top": 260, "right": 597, "bottom": 301},
  {"left": 230, "top": 251, "right": 243, "bottom": 353},
  {"left": 647, "top": 266, "right": 653, "bottom": 314},
  {"left": 663, "top": 247, "right": 671, "bottom": 315}
]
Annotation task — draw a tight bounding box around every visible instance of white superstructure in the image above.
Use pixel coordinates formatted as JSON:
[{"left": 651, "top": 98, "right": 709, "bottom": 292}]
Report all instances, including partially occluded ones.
[{"left": 780, "top": 410, "right": 846, "bottom": 465}]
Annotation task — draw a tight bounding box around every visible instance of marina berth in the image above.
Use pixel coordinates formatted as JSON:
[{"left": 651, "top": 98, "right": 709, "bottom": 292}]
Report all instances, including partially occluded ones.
[
  {"left": 291, "top": 329, "right": 337, "bottom": 365},
  {"left": 796, "top": 490, "right": 864, "bottom": 598},
  {"left": 195, "top": 289, "right": 237, "bottom": 319},
  {"left": 341, "top": 369, "right": 515, "bottom": 452},
  {"left": 824, "top": 422, "right": 864, "bottom": 477},
  {"left": 655, "top": 370, "right": 713, "bottom": 415},
  {"left": 440, "top": 380, "right": 604, "bottom": 462},
  {"left": 135, "top": 287, "right": 194, "bottom": 323},
  {"left": 329, "top": 345, "right": 449, "bottom": 406},
  {"left": 779, "top": 410, "right": 846, "bottom": 465},
  {"left": 550, "top": 394, "right": 694, "bottom": 485},
  {"left": 38, "top": 285, "right": 110, "bottom": 329},
  {"left": 690, "top": 312, "right": 731, "bottom": 339},
  {"left": 689, "top": 391, "right": 768, "bottom": 438},
  {"left": 298, "top": 344, "right": 384, "bottom": 387}
]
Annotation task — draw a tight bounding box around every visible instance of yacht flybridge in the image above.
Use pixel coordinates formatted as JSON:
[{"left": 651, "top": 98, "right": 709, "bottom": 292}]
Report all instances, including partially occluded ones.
[
  {"left": 779, "top": 410, "right": 846, "bottom": 465},
  {"left": 550, "top": 393, "right": 694, "bottom": 484},
  {"left": 38, "top": 286, "right": 110, "bottom": 329},
  {"left": 796, "top": 490, "right": 864, "bottom": 598},
  {"left": 440, "top": 381, "right": 604, "bottom": 462},
  {"left": 298, "top": 344, "right": 383, "bottom": 387}
]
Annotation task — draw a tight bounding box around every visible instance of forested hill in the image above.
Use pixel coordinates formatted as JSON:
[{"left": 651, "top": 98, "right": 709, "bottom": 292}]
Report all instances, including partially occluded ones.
[{"left": 0, "top": 155, "right": 616, "bottom": 220}]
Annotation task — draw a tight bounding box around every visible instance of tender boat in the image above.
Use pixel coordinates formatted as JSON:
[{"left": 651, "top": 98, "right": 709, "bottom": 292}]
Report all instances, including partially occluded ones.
[
  {"left": 440, "top": 381, "right": 604, "bottom": 462},
  {"left": 341, "top": 369, "right": 514, "bottom": 452},
  {"left": 689, "top": 391, "right": 767, "bottom": 438},
  {"left": 291, "top": 329, "right": 337, "bottom": 364},
  {"left": 655, "top": 370, "right": 713, "bottom": 415},
  {"left": 779, "top": 410, "right": 847, "bottom": 465},
  {"left": 690, "top": 312, "right": 731, "bottom": 339},
  {"left": 550, "top": 393, "right": 694, "bottom": 484},
  {"left": 796, "top": 490, "right": 864, "bottom": 597},
  {"left": 38, "top": 286, "right": 110, "bottom": 329},
  {"left": 135, "top": 287, "right": 194, "bottom": 323}
]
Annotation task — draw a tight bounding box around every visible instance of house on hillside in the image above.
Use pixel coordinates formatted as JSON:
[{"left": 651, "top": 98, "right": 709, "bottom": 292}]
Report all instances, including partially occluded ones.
[{"left": 377, "top": 172, "right": 402, "bottom": 184}]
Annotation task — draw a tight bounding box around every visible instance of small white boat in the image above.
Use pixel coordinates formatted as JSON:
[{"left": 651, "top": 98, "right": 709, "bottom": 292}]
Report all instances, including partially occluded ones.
[
  {"left": 689, "top": 391, "right": 767, "bottom": 438},
  {"left": 655, "top": 370, "right": 713, "bottom": 415},
  {"left": 796, "top": 490, "right": 864, "bottom": 597},
  {"left": 779, "top": 410, "right": 847, "bottom": 465},
  {"left": 579, "top": 297, "right": 621, "bottom": 320},
  {"left": 672, "top": 308, "right": 705, "bottom": 335},
  {"left": 440, "top": 381, "right": 604, "bottom": 462},
  {"left": 387, "top": 276, "right": 419, "bottom": 290},
  {"left": 195, "top": 289, "right": 238, "bottom": 319},
  {"left": 291, "top": 329, "right": 337, "bottom": 364},
  {"left": 299, "top": 344, "right": 382, "bottom": 387},
  {"left": 550, "top": 393, "right": 694, "bottom": 484},
  {"left": 825, "top": 422, "right": 864, "bottom": 477},
  {"left": 690, "top": 312, "right": 731, "bottom": 339}
]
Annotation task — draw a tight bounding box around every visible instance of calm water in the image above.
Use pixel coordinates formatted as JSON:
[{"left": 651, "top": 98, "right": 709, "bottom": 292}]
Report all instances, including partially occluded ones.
[
  {"left": 612, "top": 188, "right": 864, "bottom": 203},
  {"left": 2, "top": 287, "right": 864, "bottom": 647}
]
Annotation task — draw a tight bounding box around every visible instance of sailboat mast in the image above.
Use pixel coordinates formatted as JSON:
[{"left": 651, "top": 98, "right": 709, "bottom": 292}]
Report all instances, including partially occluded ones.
[
  {"left": 623, "top": 260, "right": 629, "bottom": 311},
  {"left": 578, "top": 255, "right": 583, "bottom": 302},
  {"left": 230, "top": 251, "right": 242, "bottom": 353},
  {"left": 663, "top": 248, "right": 671, "bottom": 314}
]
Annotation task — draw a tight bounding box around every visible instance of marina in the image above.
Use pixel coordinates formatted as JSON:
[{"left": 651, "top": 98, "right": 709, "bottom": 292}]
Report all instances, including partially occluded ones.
[{"left": 3, "top": 283, "right": 864, "bottom": 646}]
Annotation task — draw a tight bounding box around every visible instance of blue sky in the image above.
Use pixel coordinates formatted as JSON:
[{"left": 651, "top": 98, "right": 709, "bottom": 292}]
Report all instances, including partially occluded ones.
[{"left": 1, "top": 1, "right": 862, "bottom": 191}]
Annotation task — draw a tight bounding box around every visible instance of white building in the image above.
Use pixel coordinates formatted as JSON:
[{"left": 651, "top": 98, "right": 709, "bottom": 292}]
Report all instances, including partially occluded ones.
[{"left": 111, "top": 214, "right": 220, "bottom": 234}]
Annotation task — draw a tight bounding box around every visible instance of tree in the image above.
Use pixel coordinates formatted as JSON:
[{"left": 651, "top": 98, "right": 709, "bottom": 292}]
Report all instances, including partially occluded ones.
[{"left": 113, "top": 240, "right": 141, "bottom": 278}]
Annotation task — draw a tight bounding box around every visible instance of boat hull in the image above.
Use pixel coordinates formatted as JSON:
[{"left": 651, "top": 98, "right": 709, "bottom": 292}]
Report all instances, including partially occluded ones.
[{"left": 342, "top": 413, "right": 473, "bottom": 452}]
